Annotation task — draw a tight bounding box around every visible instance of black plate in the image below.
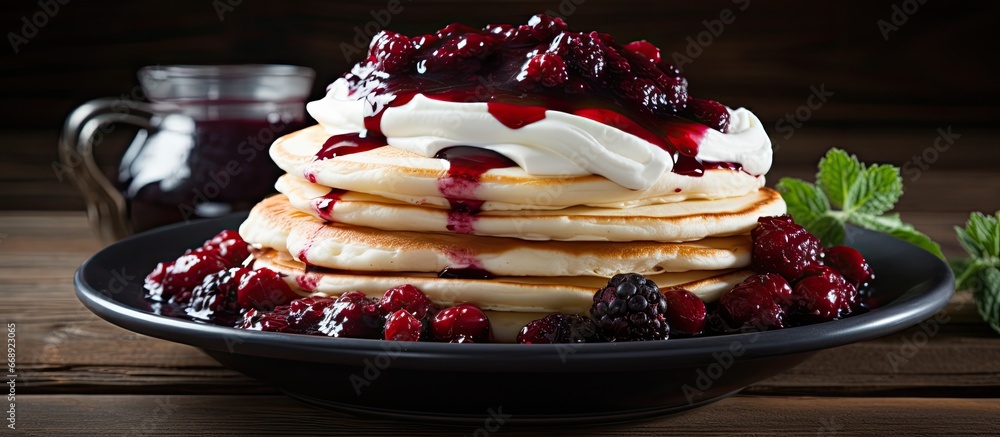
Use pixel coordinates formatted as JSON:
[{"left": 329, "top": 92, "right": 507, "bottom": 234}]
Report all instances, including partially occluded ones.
[{"left": 75, "top": 213, "right": 954, "bottom": 425}]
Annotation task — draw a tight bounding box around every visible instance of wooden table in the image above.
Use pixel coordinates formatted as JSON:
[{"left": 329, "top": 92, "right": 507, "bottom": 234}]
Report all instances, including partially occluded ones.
[{"left": 1, "top": 125, "right": 999, "bottom": 435}]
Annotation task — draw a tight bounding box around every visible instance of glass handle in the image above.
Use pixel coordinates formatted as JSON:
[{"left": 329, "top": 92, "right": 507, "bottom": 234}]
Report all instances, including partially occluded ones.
[{"left": 59, "top": 99, "right": 157, "bottom": 243}]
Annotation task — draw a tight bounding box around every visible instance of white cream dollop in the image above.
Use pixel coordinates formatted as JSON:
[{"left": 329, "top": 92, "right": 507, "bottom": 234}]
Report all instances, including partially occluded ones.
[{"left": 307, "top": 78, "right": 772, "bottom": 190}]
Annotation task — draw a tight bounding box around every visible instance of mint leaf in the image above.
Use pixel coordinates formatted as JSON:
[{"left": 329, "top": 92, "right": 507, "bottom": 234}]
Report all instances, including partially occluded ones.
[
  {"left": 977, "top": 267, "right": 1000, "bottom": 334},
  {"left": 810, "top": 215, "right": 847, "bottom": 246},
  {"left": 776, "top": 178, "right": 829, "bottom": 223},
  {"left": 816, "top": 149, "right": 862, "bottom": 210},
  {"left": 950, "top": 257, "right": 976, "bottom": 290},
  {"left": 776, "top": 177, "right": 848, "bottom": 244},
  {"left": 951, "top": 211, "right": 1000, "bottom": 335},
  {"left": 849, "top": 213, "right": 944, "bottom": 259},
  {"left": 855, "top": 164, "right": 903, "bottom": 215},
  {"left": 956, "top": 225, "right": 985, "bottom": 259},
  {"left": 964, "top": 212, "right": 1000, "bottom": 257},
  {"left": 780, "top": 148, "right": 943, "bottom": 258}
]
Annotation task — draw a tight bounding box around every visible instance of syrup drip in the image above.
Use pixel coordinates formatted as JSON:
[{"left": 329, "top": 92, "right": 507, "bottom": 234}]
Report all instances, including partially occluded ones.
[
  {"left": 311, "top": 189, "right": 348, "bottom": 222},
  {"left": 433, "top": 146, "right": 516, "bottom": 234},
  {"left": 314, "top": 132, "right": 387, "bottom": 161},
  {"left": 295, "top": 274, "right": 320, "bottom": 292}
]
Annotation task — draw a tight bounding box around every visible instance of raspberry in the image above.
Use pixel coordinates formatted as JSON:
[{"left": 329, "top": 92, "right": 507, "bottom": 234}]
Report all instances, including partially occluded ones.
[
  {"left": 824, "top": 246, "right": 875, "bottom": 289},
  {"left": 618, "top": 78, "right": 663, "bottom": 113},
  {"left": 524, "top": 53, "right": 568, "bottom": 87},
  {"left": 420, "top": 32, "right": 498, "bottom": 73},
  {"left": 384, "top": 309, "right": 423, "bottom": 341},
  {"left": 316, "top": 292, "right": 384, "bottom": 339},
  {"left": 368, "top": 31, "right": 415, "bottom": 74},
  {"left": 565, "top": 32, "right": 606, "bottom": 80},
  {"left": 154, "top": 252, "right": 228, "bottom": 301},
  {"left": 737, "top": 273, "right": 794, "bottom": 308},
  {"left": 378, "top": 284, "right": 439, "bottom": 321},
  {"left": 144, "top": 261, "right": 172, "bottom": 299},
  {"left": 661, "top": 289, "right": 707, "bottom": 335},
  {"left": 431, "top": 303, "right": 492, "bottom": 343},
  {"left": 683, "top": 98, "right": 731, "bottom": 132},
  {"left": 623, "top": 40, "right": 661, "bottom": 64},
  {"left": 525, "top": 13, "right": 567, "bottom": 40},
  {"left": 239, "top": 306, "right": 291, "bottom": 332},
  {"left": 195, "top": 230, "right": 251, "bottom": 267},
  {"left": 185, "top": 267, "right": 247, "bottom": 325},
  {"left": 603, "top": 46, "right": 631, "bottom": 74},
  {"left": 717, "top": 283, "right": 786, "bottom": 331},
  {"left": 590, "top": 273, "right": 669, "bottom": 341},
  {"left": 435, "top": 22, "right": 480, "bottom": 40},
  {"left": 790, "top": 265, "right": 857, "bottom": 322},
  {"left": 516, "top": 314, "right": 603, "bottom": 344},
  {"left": 236, "top": 268, "right": 297, "bottom": 311},
  {"left": 287, "top": 296, "right": 337, "bottom": 334},
  {"left": 751, "top": 215, "right": 824, "bottom": 281}
]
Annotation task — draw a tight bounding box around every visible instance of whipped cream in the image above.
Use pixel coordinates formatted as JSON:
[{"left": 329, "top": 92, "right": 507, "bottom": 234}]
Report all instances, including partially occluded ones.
[{"left": 307, "top": 78, "right": 772, "bottom": 190}]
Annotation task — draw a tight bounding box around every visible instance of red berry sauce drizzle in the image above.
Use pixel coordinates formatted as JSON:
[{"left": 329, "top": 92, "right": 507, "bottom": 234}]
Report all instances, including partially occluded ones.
[
  {"left": 310, "top": 188, "right": 347, "bottom": 222},
  {"left": 345, "top": 14, "right": 734, "bottom": 170},
  {"left": 433, "top": 146, "right": 516, "bottom": 234}
]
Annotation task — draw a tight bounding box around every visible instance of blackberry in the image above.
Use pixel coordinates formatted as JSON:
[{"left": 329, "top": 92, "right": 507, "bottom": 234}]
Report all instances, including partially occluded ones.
[
  {"left": 239, "top": 306, "right": 291, "bottom": 332},
  {"left": 590, "top": 273, "right": 669, "bottom": 341},
  {"left": 516, "top": 314, "right": 603, "bottom": 344},
  {"left": 185, "top": 267, "right": 247, "bottom": 326}
]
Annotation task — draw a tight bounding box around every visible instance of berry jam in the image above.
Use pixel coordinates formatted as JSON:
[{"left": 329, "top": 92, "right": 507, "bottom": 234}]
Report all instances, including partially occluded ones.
[
  {"left": 314, "top": 132, "right": 387, "bottom": 161},
  {"left": 311, "top": 189, "right": 347, "bottom": 222},
  {"left": 343, "top": 14, "right": 739, "bottom": 179},
  {"left": 118, "top": 117, "right": 307, "bottom": 233},
  {"left": 433, "top": 146, "right": 516, "bottom": 234}
]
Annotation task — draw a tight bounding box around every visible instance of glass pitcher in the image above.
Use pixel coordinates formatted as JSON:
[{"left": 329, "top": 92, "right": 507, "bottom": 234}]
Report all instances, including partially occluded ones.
[{"left": 59, "top": 65, "right": 314, "bottom": 242}]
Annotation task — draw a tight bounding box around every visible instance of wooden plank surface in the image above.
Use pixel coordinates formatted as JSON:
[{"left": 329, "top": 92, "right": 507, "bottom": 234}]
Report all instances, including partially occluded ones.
[{"left": 15, "top": 395, "right": 1000, "bottom": 436}]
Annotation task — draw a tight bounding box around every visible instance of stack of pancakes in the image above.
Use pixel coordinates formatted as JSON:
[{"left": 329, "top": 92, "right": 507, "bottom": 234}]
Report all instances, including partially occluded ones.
[{"left": 239, "top": 125, "right": 786, "bottom": 341}]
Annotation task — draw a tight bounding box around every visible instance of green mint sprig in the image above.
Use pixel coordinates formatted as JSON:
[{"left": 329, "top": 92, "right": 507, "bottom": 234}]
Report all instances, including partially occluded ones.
[
  {"left": 952, "top": 211, "right": 1000, "bottom": 334},
  {"left": 776, "top": 148, "right": 944, "bottom": 259}
]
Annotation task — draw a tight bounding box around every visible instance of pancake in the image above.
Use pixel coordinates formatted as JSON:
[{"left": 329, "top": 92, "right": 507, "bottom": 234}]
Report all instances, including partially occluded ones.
[
  {"left": 241, "top": 194, "right": 752, "bottom": 277},
  {"left": 270, "top": 125, "right": 767, "bottom": 209},
  {"left": 252, "top": 248, "right": 752, "bottom": 314},
  {"left": 276, "top": 174, "right": 786, "bottom": 242}
]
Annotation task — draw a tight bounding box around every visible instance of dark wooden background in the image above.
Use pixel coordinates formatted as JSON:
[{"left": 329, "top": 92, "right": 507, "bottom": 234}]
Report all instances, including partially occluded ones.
[{"left": 1, "top": 0, "right": 998, "bottom": 212}]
